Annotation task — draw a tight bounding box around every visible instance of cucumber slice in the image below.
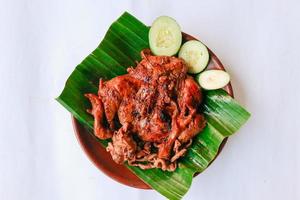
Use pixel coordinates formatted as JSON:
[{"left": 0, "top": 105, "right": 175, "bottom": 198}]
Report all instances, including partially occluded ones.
[
  {"left": 196, "top": 70, "right": 230, "bottom": 90},
  {"left": 178, "top": 40, "right": 209, "bottom": 74},
  {"left": 149, "top": 16, "right": 182, "bottom": 56}
]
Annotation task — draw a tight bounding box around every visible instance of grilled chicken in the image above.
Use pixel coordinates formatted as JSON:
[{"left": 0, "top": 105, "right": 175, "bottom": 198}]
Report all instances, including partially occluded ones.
[{"left": 85, "top": 49, "right": 206, "bottom": 171}]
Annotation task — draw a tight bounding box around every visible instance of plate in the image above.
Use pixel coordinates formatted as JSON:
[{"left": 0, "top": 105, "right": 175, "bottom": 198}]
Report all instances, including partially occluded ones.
[{"left": 72, "top": 33, "right": 233, "bottom": 189}]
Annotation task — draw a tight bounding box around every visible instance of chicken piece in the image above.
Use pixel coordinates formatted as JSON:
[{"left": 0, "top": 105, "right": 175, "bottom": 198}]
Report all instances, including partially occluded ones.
[
  {"left": 157, "top": 113, "right": 180, "bottom": 159},
  {"left": 157, "top": 77, "right": 204, "bottom": 159},
  {"left": 137, "top": 117, "right": 169, "bottom": 143},
  {"left": 176, "top": 76, "right": 206, "bottom": 143},
  {"left": 106, "top": 124, "right": 137, "bottom": 164},
  {"left": 99, "top": 76, "right": 142, "bottom": 129},
  {"left": 117, "top": 99, "right": 136, "bottom": 125},
  {"left": 136, "top": 101, "right": 172, "bottom": 143},
  {"left": 178, "top": 76, "right": 202, "bottom": 111},
  {"left": 178, "top": 114, "right": 206, "bottom": 143},
  {"left": 129, "top": 49, "right": 187, "bottom": 83},
  {"left": 84, "top": 94, "right": 113, "bottom": 139},
  {"left": 136, "top": 99, "right": 178, "bottom": 143},
  {"left": 134, "top": 84, "right": 157, "bottom": 117},
  {"left": 156, "top": 101, "right": 180, "bottom": 159}
]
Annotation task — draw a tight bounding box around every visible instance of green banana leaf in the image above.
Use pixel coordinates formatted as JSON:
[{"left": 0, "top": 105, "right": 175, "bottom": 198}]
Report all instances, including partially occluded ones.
[{"left": 56, "top": 12, "right": 250, "bottom": 200}]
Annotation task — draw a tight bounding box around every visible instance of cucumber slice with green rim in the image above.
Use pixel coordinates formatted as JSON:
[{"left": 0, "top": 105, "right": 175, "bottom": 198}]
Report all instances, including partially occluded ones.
[
  {"left": 196, "top": 70, "right": 230, "bottom": 90},
  {"left": 179, "top": 40, "right": 209, "bottom": 74},
  {"left": 149, "top": 16, "right": 182, "bottom": 56}
]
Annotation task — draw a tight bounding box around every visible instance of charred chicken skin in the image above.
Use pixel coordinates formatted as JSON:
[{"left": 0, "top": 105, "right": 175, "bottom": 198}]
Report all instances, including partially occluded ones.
[{"left": 85, "top": 49, "right": 206, "bottom": 171}]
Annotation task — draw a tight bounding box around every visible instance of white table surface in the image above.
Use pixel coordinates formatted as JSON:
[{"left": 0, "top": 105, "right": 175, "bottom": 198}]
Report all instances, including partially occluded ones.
[{"left": 1, "top": 0, "right": 299, "bottom": 199}]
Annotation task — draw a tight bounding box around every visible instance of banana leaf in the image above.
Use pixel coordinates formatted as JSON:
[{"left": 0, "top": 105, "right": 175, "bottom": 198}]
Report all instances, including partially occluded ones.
[{"left": 56, "top": 12, "right": 250, "bottom": 200}]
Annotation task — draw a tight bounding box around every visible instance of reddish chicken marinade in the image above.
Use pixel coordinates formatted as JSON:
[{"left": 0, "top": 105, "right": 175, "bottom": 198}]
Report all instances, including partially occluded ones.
[{"left": 85, "top": 49, "right": 206, "bottom": 171}]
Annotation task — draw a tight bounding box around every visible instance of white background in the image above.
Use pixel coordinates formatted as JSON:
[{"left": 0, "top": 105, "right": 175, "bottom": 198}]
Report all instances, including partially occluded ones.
[{"left": 1, "top": 0, "right": 299, "bottom": 199}]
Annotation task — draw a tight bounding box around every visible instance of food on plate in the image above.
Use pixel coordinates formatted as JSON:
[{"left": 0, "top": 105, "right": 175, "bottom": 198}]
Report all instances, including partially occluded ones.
[
  {"left": 85, "top": 49, "right": 206, "bottom": 171},
  {"left": 196, "top": 70, "right": 230, "bottom": 90},
  {"left": 149, "top": 16, "right": 182, "bottom": 56},
  {"left": 179, "top": 40, "right": 209, "bottom": 74},
  {"left": 56, "top": 12, "right": 251, "bottom": 200}
]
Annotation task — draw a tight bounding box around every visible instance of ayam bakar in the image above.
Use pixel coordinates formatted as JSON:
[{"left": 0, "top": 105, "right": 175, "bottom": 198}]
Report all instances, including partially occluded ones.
[{"left": 85, "top": 49, "right": 206, "bottom": 171}]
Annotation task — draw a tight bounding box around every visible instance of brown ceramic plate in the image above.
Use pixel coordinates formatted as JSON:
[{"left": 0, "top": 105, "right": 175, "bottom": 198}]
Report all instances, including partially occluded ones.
[{"left": 72, "top": 33, "right": 233, "bottom": 189}]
